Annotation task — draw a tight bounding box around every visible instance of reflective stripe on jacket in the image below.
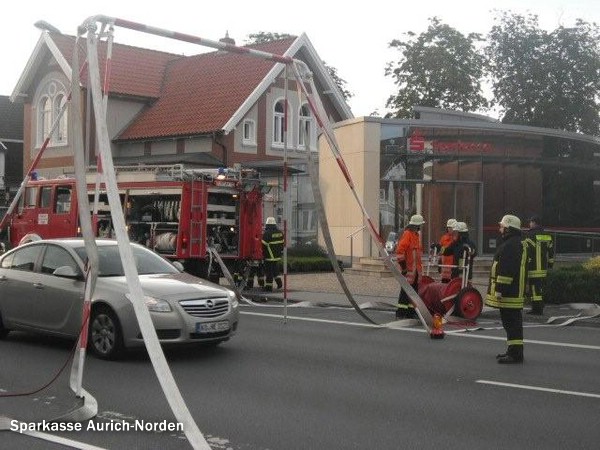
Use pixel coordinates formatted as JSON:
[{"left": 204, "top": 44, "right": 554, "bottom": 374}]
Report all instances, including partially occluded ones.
[
  {"left": 485, "top": 231, "right": 528, "bottom": 309},
  {"left": 524, "top": 227, "right": 554, "bottom": 278},
  {"left": 396, "top": 228, "right": 423, "bottom": 284},
  {"left": 262, "top": 226, "right": 284, "bottom": 261}
]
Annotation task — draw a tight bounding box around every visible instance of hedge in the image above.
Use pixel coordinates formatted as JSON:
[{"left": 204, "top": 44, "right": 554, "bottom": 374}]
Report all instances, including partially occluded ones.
[
  {"left": 284, "top": 244, "right": 342, "bottom": 272},
  {"left": 545, "top": 264, "right": 600, "bottom": 305},
  {"left": 286, "top": 256, "right": 337, "bottom": 273}
]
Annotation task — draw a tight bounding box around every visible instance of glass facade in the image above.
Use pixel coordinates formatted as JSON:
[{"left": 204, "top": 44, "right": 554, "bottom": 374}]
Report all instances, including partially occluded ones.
[{"left": 379, "top": 122, "right": 600, "bottom": 254}]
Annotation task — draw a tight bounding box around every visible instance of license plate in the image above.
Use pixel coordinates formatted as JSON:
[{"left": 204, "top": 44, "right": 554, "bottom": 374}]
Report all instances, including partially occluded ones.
[{"left": 196, "top": 321, "right": 229, "bottom": 333}]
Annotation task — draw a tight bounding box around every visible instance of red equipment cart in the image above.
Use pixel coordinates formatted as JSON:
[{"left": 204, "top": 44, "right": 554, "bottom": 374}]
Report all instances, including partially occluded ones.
[{"left": 418, "top": 249, "right": 483, "bottom": 320}]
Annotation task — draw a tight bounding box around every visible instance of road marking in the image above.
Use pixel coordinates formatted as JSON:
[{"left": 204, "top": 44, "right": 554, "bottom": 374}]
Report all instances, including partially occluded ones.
[
  {"left": 241, "top": 311, "right": 600, "bottom": 350},
  {"left": 476, "top": 380, "right": 600, "bottom": 399},
  {"left": 5, "top": 421, "right": 107, "bottom": 450}
]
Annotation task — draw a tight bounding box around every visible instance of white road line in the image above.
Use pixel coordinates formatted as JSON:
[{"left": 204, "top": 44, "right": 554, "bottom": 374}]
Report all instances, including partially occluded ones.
[
  {"left": 10, "top": 428, "right": 107, "bottom": 450},
  {"left": 476, "top": 380, "right": 600, "bottom": 399},
  {"left": 240, "top": 311, "right": 600, "bottom": 350}
]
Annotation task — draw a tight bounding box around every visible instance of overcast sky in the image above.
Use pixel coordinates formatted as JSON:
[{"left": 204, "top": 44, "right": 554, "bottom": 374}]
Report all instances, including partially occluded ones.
[{"left": 2, "top": 0, "right": 599, "bottom": 118}]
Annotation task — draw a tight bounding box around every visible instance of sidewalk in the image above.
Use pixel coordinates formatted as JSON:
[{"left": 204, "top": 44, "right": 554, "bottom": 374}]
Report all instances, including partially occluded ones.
[{"left": 240, "top": 271, "right": 600, "bottom": 327}]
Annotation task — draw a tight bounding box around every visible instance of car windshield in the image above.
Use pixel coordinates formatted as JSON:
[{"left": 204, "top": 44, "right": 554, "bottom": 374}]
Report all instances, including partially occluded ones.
[{"left": 74, "top": 244, "right": 179, "bottom": 277}]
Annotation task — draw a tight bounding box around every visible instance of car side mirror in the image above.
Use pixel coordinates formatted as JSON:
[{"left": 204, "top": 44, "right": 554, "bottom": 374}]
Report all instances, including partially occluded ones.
[
  {"left": 53, "top": 265, "right": 83, "bottom": 279},
  {"left": 172, "top": 261, "right": 185, "bottom": 272}
]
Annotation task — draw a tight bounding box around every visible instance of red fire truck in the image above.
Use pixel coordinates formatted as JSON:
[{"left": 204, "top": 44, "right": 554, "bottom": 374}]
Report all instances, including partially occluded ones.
[{"left": 3, "top": 164, "right": 266, "bottom": 280}]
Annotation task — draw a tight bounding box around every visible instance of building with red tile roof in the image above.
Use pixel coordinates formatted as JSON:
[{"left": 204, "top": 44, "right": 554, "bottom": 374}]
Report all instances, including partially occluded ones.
[
  {"left": 11, "top": 30, "right": 352, "bottom": 173},
  {"left": 10, "top": 29, "right": 352, "bottom": 243}
]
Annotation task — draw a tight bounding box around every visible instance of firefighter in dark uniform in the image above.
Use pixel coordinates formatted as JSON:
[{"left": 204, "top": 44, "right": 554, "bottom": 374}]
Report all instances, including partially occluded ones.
[
  {"left": 261, "top": 217, "right": 284, "bottom": 292},
  {"left": 485, "top": 214, "right": 528, "bottom": 364},
  {"left": 524, "top": 215, "right": 554, "bottom": 315}
]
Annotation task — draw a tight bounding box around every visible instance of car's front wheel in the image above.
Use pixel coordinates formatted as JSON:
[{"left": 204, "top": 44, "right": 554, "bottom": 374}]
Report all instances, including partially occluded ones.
[{"left": 89, "top": 306, "right": 124, "bottom": 359}]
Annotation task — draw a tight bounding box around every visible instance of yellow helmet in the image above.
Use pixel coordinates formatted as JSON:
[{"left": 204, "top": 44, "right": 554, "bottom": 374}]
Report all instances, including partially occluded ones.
[
  {"left": 446, "top": 218, "right": 457, "bottom": 228},
  {"left": 265, "top": 217, "right": 277, "bottom": 225}
]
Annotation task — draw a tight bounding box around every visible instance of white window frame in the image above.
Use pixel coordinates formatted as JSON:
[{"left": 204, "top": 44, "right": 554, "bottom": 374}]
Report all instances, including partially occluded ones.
[
  {"left": 272, "top": 99, "right": 286, "bottom": 148},
  {"left": 298, "top": 104, "right": 313, "bottom": 150},
  {"left": 36, "top": 80, "right": 68, "bottom": 148},
  {"left": 242, "top": 119, "right": 256, "bottom": 146}
]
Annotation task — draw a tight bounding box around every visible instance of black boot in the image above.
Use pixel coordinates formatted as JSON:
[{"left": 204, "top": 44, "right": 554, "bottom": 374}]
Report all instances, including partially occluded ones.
[
  {"left": 396, "top": 309, "right": 408, "bottom": 319},
  {"left": 497, "top": 345, "right": 524, "bottom": 364},
  {"left": 527, "top": 303, "right": 544, "bottom": 315},
  {"left": 275, "top": 277, "right": 282, "bottom": 289}
]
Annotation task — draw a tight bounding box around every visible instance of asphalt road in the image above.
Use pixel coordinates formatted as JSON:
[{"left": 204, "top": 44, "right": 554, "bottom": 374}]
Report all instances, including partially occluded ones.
[{"left": 2, "top": 304, "right": 600, "bottom": 449}]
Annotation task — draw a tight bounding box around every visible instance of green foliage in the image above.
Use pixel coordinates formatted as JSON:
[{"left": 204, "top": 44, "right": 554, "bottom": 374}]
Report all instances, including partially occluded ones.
[
  {"left": 583, "top": 256, "right": 600, "bottom": 273},
  {"left": 245, "top": 32, "right": 353, "bottom": 101},
  {"left": 283, "top": 245, "right": 342, "bottom": 272},
  {"left": 245, "top": 32, "right": 295, "bottom": 44},
  {"left": 385, "top": 17, "right": 489, "bottom": 118},
  {"left": 286, "top": 256, "right": 336, "bottom": 273},
  {"left": 486, "top": 12, "right": 600, "bottom": 134},
  {"left": 287, "top": 244, "right": 327, "bottom": 258},
  {"left": 545, "top": 265, "right": 600, "bottom": 304}
]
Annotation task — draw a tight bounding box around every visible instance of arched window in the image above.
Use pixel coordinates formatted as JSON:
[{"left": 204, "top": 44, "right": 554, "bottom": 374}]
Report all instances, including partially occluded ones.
[
  {"left": 298, "top": 104, "right": 312, "bottom": 150},
  {"left": 273, "top": 99, "right": 286, "bottom": 146},
  {"left": 38, "top": 96, "right": 52, "bottom": 145},
  {"left": 55, "top": 94, "right": 68, "bottom": 144},
  {"left": 36, "top": 80, "right": 68, "bottom": 147}
]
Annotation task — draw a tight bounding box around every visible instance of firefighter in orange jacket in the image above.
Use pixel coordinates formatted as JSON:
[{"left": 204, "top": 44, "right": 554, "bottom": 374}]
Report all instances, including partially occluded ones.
[
  {"left": 395, "top": 214, "right": 425, "bottom": 319},
  {"left": 433, "top": 218, "right": 457, "bottom": 282}
]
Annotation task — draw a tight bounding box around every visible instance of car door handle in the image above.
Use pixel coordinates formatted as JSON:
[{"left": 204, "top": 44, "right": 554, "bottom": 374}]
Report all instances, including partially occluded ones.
[{"left": 33, "top": 282, "right": 44, "bottom": 289}]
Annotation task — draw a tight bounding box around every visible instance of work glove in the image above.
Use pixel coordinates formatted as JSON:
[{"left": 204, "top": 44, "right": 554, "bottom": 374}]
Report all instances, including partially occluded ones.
[
  {"left": 430, "top": 243, "right": 441, "bottom": 251},
  {"left": 495, "top": 292, "right": 502, "bottom": 300}
]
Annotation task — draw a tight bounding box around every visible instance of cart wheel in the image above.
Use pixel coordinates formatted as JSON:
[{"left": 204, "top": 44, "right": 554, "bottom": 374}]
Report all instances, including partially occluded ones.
[{"left": 455, "top": 287, "right": 483, "bottom": 320}]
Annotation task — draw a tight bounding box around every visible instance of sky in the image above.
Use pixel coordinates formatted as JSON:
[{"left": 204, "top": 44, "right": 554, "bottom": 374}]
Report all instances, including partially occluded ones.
[{"left": 2, "top": 0, "right": 599, "bottom": 118}]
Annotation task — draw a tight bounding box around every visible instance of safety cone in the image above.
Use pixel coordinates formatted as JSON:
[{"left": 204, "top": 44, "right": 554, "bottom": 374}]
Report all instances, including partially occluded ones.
[{"left": 430, "top": 313, "right": 445, "bottom": 339}]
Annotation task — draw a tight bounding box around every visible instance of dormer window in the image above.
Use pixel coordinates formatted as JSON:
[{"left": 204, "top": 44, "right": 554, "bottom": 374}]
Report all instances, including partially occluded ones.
[{"left": 36, "top": 80, "right": 68, "bottom": 147}]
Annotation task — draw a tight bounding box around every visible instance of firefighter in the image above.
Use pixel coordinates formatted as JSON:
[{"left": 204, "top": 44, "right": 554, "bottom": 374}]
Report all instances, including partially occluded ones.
[
  {"left": 440, "top": 221, "right": 477, "bottom": 280},
  {"left": 431, "top": 218, "right": 457, "bottom": 282},
  {"left": 524, "top": 215, "right": 554, "bottom": 315},
  {"left": 486, "top": 214, "right": 528, "bottom": 364},
  {"left": 395, "top": 214, "right": 425, "bottom": 319},
  {"left": 261, "top": 217, "right": 284, "bottom": 292}
]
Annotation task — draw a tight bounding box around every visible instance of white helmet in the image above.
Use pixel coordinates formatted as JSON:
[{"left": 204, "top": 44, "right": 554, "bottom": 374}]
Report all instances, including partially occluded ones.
[
  {"left": 446, "top": 218, "right": 457, "bottom": 228},
  {"left": 408, "top": 214, "right": 425, "bottom": 226},
  {"left": 453, "top": 221, "right": 468, "bottom": 233},
  {"left": 499, "top": 214, "right": 521, "bottom": 230},
  {"left": 265, "top": 217, "right": 277, "bottom": 225}
]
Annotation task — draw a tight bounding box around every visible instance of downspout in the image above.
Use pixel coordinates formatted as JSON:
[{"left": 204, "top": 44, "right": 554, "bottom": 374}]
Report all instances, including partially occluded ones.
[{"left": 213, "top": 131, "right": 227, "bottom": 167}]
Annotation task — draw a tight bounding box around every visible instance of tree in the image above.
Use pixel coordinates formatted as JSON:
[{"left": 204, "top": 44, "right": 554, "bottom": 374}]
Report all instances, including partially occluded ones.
[
  {"left": 486, "top": 12, "right": 600, "bottom": 134},
  {"left": 245, "top": 32, "right": 353, "bottom": 101},
  {"left": 385, "top": 17, "right": 488, "bottom": 118}
]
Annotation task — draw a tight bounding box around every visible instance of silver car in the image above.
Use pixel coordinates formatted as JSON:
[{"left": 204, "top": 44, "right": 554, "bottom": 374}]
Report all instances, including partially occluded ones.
[{"left": 0, "top": 239, "right": 239, "bottom": 359}]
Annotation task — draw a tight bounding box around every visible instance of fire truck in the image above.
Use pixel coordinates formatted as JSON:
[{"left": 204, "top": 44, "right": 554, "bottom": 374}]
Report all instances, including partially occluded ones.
[{"left": 3, "top": 164, "right": 266, "bottom": 281}]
